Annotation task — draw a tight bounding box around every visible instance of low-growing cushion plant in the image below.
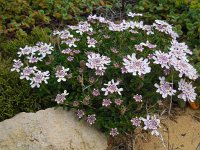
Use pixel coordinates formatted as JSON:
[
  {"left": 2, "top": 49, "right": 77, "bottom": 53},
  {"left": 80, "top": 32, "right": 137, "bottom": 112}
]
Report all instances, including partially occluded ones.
[{"left": 11, "top": 12, "right": 199, "bottom": 136}]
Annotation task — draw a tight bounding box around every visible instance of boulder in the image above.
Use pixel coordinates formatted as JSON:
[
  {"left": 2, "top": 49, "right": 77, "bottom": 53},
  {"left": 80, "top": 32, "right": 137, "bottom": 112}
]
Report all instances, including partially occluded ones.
[{"left": 0, "top": 107, "right": 108, "bottom": 150}]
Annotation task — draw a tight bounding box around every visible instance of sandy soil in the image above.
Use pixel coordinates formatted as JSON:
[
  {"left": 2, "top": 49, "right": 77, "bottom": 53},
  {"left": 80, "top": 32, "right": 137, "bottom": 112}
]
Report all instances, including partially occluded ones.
[{"left": 134, "top": 108, "right": 200, "bottom": 150}]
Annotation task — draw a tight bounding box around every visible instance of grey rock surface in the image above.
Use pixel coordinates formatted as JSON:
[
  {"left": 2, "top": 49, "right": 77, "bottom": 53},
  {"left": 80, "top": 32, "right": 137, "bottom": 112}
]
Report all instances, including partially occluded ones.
[{"left": 0, "top": 107, "right": 107, "bottom": 150}]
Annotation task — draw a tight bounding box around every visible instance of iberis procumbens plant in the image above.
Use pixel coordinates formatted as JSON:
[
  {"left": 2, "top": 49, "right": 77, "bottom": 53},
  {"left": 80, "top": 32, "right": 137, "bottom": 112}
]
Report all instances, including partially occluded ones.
[{"left": 11, "top": 12, "right": 198, "bottom": 136}]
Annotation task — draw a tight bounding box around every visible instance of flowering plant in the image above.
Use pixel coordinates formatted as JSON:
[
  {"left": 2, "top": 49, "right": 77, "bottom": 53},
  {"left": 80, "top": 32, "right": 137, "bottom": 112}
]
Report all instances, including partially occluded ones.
[{"left": 11, "top": 12, "right": 198, "bottom": 136}]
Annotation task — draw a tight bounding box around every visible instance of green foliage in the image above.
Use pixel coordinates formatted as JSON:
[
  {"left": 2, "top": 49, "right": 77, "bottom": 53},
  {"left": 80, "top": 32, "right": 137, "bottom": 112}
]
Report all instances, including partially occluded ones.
[
  {"left": 0, "top": 27, "right": 52, "bottom": 58},
  {"left": 0, "top": 27, "right": 56, "bottom": 121},
  {"left": 0, "top": 57, "right": 56, "bottom": 121},
  {"left": 0, "top": 0, "right": 100, "bottom": 35},
  {"left": 132, "top": 0, "right": 200, "bottom": 49}
]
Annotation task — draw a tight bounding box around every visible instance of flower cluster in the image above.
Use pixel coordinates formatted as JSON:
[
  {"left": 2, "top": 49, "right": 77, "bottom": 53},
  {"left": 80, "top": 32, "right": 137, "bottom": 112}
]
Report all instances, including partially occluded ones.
[
  {"left": 11, "top": 12, "right": 199, "bottom": 137},
  {"left": 154, "top": 77, "right": 176, "bottom": 98},
  {"left": 178, "top": 79, "right": 197, "bottom": 102},
  {"left": 122, "top": 53, "right": 151, "bottom": 76},
  {"left": 140, "top": 115, "right": 160, "bottom": 136},
  {"left": 86, "top": 52, "right": 111, "bottom": 75},
  {"left": 55, "top": 90, "right": 69, "bottom": 104},
  {"left": 101, "top": 79, "right": 123, "bottom": 96}
]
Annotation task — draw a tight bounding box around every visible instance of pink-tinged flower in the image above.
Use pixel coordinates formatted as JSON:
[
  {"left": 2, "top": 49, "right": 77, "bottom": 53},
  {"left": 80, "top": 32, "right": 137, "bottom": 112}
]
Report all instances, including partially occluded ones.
[
  {"left": 129, "top": 21, "right": 144, "bottom": 30},
  {"left": 178, "top": 79, "right": 197, "bottom": 102},
  {"left": 30, "top": 70, "right": 50, "bottom": 88},
  {"left": 154, "top": 76, "right": 176, "bottom": 98},
  {"left": 11, "top": 59, "right": 23, "bottom": 72},
  {"left": 135, "top": 44, "right": 144, "bottom": 52},
  {"left": 142, "top": 25, "right": 154, "bottom": 35},
  {"left": 111, "top": 47, "right": 118, "bottom": 53},
  {"left": 101, "top": 79, "right": 123, "bottom": 96},
  {"left": 77, "top": 21, "right": 93, "bottom": 35},
  {"left": 169, "top": 39, "right": 192, "bottom": 61},
  {"left": 53, "top": 29, "right": 73, "bottom": 39},
  {"left": 87, "top": 114, "right": 96, "bottom": 125},
  {"left": 153, "top": 20, "right": 179, "bottom": 39},
  {"left": 86, "top": 53, "right": 111, "bottom": 74},
  {"left": 87, "top": 36, "right": 97, "bottom": 48},
  {"left": 69, "top": 21, "right": 93, "bottom": 35},
  {"left": 17, "top": 45, "right": 34, "bottom": 57},
  {"left": 92, "top": 89, "right": 100, "bottom": 96},
  {"left": 55, "top": 90, "right": 69, "bottom": 104},
  {"left": 67, "top": 56, "right": 74, "bottom": 61},
  {"left": 55, "top": 66, "right": 70, "bottom": 82},
  {"left": 36, "top": 42, "right": 54, "bottom": 59},
  {"left": 110, "top": 128, "right": 119, "bottom": 136},
  {"left": 140, "top": 115, "right": 160, "bottom": 136},
  {"left": 164, "top": 68, "right": 170, "bottom": 76},
  {"left": 152, "top": 51, "right": 170, "bottom": 69},
  {"left": 73, "top": 50, "right": 80, "bottom": 54},
  {"left": 148, "top": 54, "right": 154, "bottom": 59},
  {"left": 77, "top": 109, "right": 85, "bottom": 118},
  {"left": 20, "top": 66, "right": 37, "bottom": 80},
  {"left": 121, "top": 67, "right": 128, "bottom": 74},
  {"left": 102, "top": 99, "right": 112, "bottom": 107},
  {"left": 62, "top": 38, "right": 78, "bottom": 47},
  {"left": 129, "top": 29, "right": 138, "bottom": 34},
  {"left": 27, "top": 55, "right": 42, "bottom": 63},
  {"left": 114, "top": 98, "right": 123, "bottom": 106},
  {"left": 108, "top": 21, "right": 129, "bottom": 32},
  {"left": 73, "top": 101, "right": 79, "bottom": 107},
  {"left": 133, "top": 94, "right": 143, "bottom": 102},
  {"left": 62, "top": 48, "right": 72, "bottom": 54},
  {"left": 123, "top": 53, "right": 151, "bottom": 76},
  {"left": 131, "top": 117, "right": 141, "bottom": 127},
  {"left": 128, "top": 12, "right": 143, "bottom": 18},
  {"left": 146, "top": 40, "right": 156, "bottom": 49},
  {"left": 95, "top": 69, "right": 106, "bottom": 76},
  {"left": 170, "top": 58, "right": 198, "bottom": 80},
  {"left": 87, "top": 14, "right": 98, "bottom": 21}
]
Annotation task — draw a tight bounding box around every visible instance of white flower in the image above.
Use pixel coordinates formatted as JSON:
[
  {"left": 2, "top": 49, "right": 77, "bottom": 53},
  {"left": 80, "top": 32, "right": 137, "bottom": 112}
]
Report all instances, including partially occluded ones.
[
  {"left": 128, "top": 12, "right": 143, "bottom": 18},
  {"left": 154, "top": 76, "right": 176, "bottom": 98},
  {"left": 69, "top": 21, "right": 93, "bottom": 35},
  {"left": 170, "top": 58, "right": 198, "bottom": 80},
  {"left": 27, "top": 55, "right": 42, "bottom": 63},
  {"left": 123, "top": 53, "right": 151, "bottom": 76},
  {"left": 36, "top": 42, "right": 54, "bottom": 59},
  {"left": 146, "top": 40, "right": 156, "bottom": 49},
  {"left": 55, "top": 90, "right": 69, "bottom": 104},
  {"left": 153, "top": 20, "right": 179, "bottom": 39},
  {"left": 62, "top": 38, "right": 78, "bottom": 47},
  {"left": 102, "top": 99, "right": 112, "bottom": 107},
  {"left": 169, "top": 39, "right": 192, "bottom": 61},
  {"left": 110, "top": 128, "right": 119, "bottom": 137},
  {"left": 178, "top": 79, "right": 197, "bottom": 102},
  {"left": 20, "top": 66, "right": 37, "bottom": 80},
  {"left": 101, "top": 79, "right": 123, "bottom": 96},
  {"left": 11, "top": 59, "right": 23, "bottom": 72},
  {"left": 87, "top": 36, "right": 97, "bottom": 48},
  {"left": 86, "top": 53, "right": 111, "bottom": 74},
  {"left": 140, "top": 115, "right": 160, "bottom": 136},
  {"left": 153, "top": 51, "right": 171, "bottom": 69},
  {"left": 55, "top": 66, "right": 70, "bottom": 82},
  {"left": 133, "top": 94, "right": 143, "bottom": 102},
  {"left": 131, "top": 117, "right": 141, "bottom": 127},
  {"left": 17, "top": 45, "right": 35, "bottom": 57},
  {"left": 30, "top": 70, "right": 50, "bottom": 88}
]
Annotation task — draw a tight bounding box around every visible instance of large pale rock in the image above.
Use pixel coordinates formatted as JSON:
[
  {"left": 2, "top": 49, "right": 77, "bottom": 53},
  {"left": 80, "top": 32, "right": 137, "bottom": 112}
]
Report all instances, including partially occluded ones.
[{"left": 0, "top": 108, "right": 108, "bottom": 150}]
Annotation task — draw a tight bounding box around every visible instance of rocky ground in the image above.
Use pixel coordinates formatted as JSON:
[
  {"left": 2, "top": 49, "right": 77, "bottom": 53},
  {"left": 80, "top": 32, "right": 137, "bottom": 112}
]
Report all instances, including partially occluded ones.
[
  {"left": 0, "top": 108, "right": 107, "bottom": 150},
  {"left": 0, "top": 107, "right": 199, "bottom": 150}
]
